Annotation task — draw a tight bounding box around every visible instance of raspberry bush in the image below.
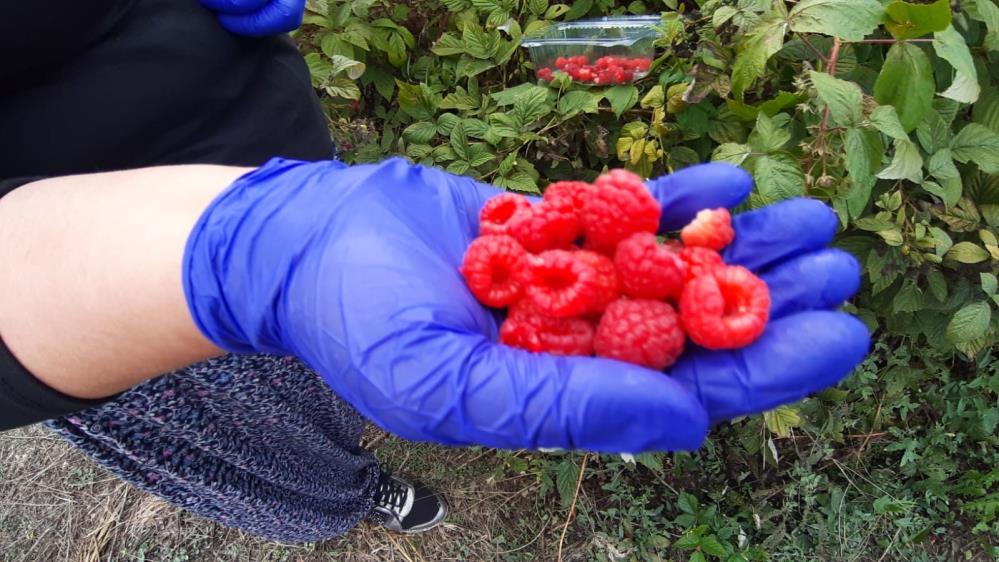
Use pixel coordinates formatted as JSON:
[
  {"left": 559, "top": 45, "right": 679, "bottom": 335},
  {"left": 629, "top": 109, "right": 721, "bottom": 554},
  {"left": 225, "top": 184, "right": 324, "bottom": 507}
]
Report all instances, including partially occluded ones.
[{"left": 298, "top": 0, "right": 999, "bottom": 558}]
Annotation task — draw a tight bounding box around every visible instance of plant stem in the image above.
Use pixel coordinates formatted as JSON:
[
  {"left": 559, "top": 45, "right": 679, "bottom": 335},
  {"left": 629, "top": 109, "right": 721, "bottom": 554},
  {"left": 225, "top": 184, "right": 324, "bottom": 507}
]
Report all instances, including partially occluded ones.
[
  {"left": 816, "top": 37, "right": 842, "bottom": 141},
  {"left": 799, "top": 34, "right": 829, "bottom": 63}
]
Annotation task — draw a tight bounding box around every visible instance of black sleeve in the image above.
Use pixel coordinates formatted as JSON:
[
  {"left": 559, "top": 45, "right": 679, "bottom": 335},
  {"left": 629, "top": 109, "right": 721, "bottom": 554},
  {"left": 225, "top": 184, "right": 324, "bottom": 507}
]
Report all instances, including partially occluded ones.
[{"left": 1, "top": 178, "right": 119, "bottom": 431}]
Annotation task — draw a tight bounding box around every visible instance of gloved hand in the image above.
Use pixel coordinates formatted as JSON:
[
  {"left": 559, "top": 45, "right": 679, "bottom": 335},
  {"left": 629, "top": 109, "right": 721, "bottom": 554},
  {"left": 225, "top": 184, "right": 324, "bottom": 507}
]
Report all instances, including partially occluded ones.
[
  {"left": 183, "top": 158, "right": 870, "bottom": 453},
  {"left": 199, "top": 0, "right": 305, "bottom": 37}
]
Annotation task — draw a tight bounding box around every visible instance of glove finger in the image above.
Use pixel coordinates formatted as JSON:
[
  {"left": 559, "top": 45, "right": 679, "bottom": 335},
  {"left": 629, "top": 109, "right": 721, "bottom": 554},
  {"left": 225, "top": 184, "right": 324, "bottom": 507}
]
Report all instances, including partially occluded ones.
[
  {"left": 200, "top": 0, "right": 270, "bottom": 14},
  {"left": 762, "top": 249, "right": 861, "bottom": 319},
  {"left": 670, "top": 311, "right": 870, "bottom": 424},
  {"left": 217, "top": 0, "right": 305, "bottom": 36},
  {"left": 340, "top": 328, "right": 709, "bottom": 453},
  {"left": 723, "top": 198, "right": 838, "bottom": 272},
  {"left": 646, "top": 163, "right": 754, "bottom": 231}
]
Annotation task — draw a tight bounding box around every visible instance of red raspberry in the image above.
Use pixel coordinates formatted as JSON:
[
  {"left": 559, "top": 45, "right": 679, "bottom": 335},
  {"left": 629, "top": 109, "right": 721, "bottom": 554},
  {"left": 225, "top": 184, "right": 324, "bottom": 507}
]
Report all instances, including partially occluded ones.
[
  {"left": 680, "top": 265, "right": 770, "bottom": 350},
  {"left": 460, "top": 235, "right": 527, "bottom": 308},
  {"left": 555, "top": 56, "right": 568, "bottom": 69},
  {"left": 480, "top": 193, "right": 532, "bottom": 236},
  {"left": 521, "top": 249, "right": 613, "bottom": 317},
  {"left": 543, "top": 180, "right": 592, "bottom": 219},
  {"left": 507, "top": 201, "right": 580, "bottom": 253},
  {"left": 679, "top": 246, "right": 725, "bottom": 281},
  {"left": 681, "top": 208, "right": 735, "bottom": 251},
  {"left": 582, "top": 169, "right": 661, "bottom": 254},
  {"left": 614, "top": 232, "right": 687, "bottom": 300},
  {"left": 594, "top": 299, "right": 686, "bottom": 370},
  {"left": 499, "top": 300, "right": 594, "bottom": 355},
  {"left": 573, "top": 55, "right": 589, "bottom": 65},
  {"left": 576, "top": 67, "right": 593, "bottom": 82},
  {"left": 537, "top": 67, "right": 553, "bottom": 81},
  {"left": 574, "top": 250, "right": 619, "bottom": 313}
]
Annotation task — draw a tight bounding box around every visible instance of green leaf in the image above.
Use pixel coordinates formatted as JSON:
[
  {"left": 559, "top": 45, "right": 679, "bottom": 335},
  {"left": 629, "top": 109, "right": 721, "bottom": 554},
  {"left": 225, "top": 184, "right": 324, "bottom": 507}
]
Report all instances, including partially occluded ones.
[
  {"left": 926, "top": 268, "right": 948, "bottom": 301},
  {"left": 946, "top": 241, "right": 991, "bottom": 263},
  {"left": 432, "top": 32, "right": 466, "bottom": 56},
  {"left": 946, "top": 301, "right": 993, "bottom": 343},
  {"left": 557, "top": 90, "right": 601, "bottom": 116},
  {"left": 605, "top": 86, "right": 639, "bottom": 118},
  {"left": 877, "top": 138, "right": 923, "bottom": 183},
  {"left": 325, "top": 77, "right": 362, "bottom": 100},
  {"left": 731, "top": 14, "right": 788, "bottom": 98},
  {"left": 674, "top": 531, "right": 702, "bottom": 550},
  {"left": 763, "top": 405, "right": 801, "bottom": 438},
  {"left": 563, "top": 0, "right": 592, "bottom": 21},
  {"left": 713, "top": 143, "right": 753, "bottom": 166},
  {"left": 951, "top": 123, "right": 999, "bottom": 174},
  {"left": 982, "top": 272, "right": 998, "bottom": 296},
  {"left": 439, "top": 87, "right": 480, "bottom": 111},
  {"left": 491, "top": 83, "right": 544, "bottom": 106},
  {"left": 748, "top": 112, "right": 791, "bottom": 152},
  {"left": 916, "top": 109, "right": 953, "bottom": 154},
  {"left": 528, "top": 0, "right": 548, "bottom": 16},
  {"left": 893, "top": 279, "right": 925, "bottom": 313},
  {"left": 456, "top": 55, "right": 497, "bottom": 78},
  {"left": 450, "top": 122, "right": 469, "bottom": 161},
  {"left": 969, "top": 0, "right": 999, "bottom": 51},
  {"left": 396, "top": 81, "right": 441, "bottom": 121},
  {"left": 364, "top": 66, "right": 395, "bottom": 100},
  {"left": 436, "top": 112, "right": 461, "bottom": 136},
  {"left": 512, "top": 86, "right": 554, "bottom": 124},
  {"left": 554, "top": 460, "right": 581, "bottom": 508},
  {"left": 402, "top": 121, "right": 438, "bottom": 144},
  {"left": 466, "top": 144, "right": 495, "bottom": 167},
  {"left": 973, "top": 87, "right": 999, "bottom": 133},
  {"left": 874, "top": 43, "right": 935, "bottom": 132},
  {"left": 788, "top": 0, "right": 885, "bottom": 41},
  {"left": 810, "top": 71, "right": 863, "bottom": 127},
  {"left": 689, "top": 552, "right": 707, "bottom": 562},
  {"left": 845, "top": 127, "right": 885, "bottom": 216},
  {"left": 933, "top": 26, "right": 981, "bottom": 104},
  {"left": 462, "top": 25, "right": 499, "bottom": 60},
  {"left": 752, "top": 153, "right": 806, "bottom": 203},
  {"left": 926, "top": 149, "right": 962, "bottom": 207},
  {"left": 869, "top": 105, "right": 909, "bottom": 140},
  {"left": 700, "top": 536, "right": 728, "bottom": 558},
  {"left": 884, "top": 0, "right": 952, "bottom": 40}
]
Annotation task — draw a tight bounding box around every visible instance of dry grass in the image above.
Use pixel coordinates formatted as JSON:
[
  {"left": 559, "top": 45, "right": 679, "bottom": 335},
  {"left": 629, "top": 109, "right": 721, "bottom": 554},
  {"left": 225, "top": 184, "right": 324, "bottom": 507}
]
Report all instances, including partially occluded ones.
[{"left": 0, "top": 425, "right": 584, "bottom": 562}]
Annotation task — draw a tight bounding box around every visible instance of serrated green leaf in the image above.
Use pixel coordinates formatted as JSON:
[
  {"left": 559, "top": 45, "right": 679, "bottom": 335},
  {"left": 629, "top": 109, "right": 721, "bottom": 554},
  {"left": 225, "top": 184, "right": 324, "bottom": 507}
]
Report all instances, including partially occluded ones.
[
  {"left": 952, "top": 123, "right": 999, "bottom": 174},
  {"left": 432, "top": 32, "right": 466, "bottom": 56},
  {"left": 396, "top": 81, "right": 441, "bottom": 121},
  {"left": 933, "top": 26, "right": 981, "bottom": 104},
  {"left": 947, "top": 241, "right": 991, "bottom": 263},
  {"left": 466, "top": 144, "right": 495, "bottom": 167},
  {"left": 446, "top": 159, "right": 471, "bottom": 175},
  {"left": 947, "top": 301, "right": 992, "bottom": 342},
  {"left": 557, "top": 90, "right": 601, "bottom": 116},
  {"left": 982, "top": 272, "right": 998, "bottom": 296},
  {"left": 877, "top": 138, "right": 923, "bottom": 183},
  {"left": 713, "top": 143, "right": 753, "bottom": 166},
  {"left": 926, "top": 268, "right": 948, "bottom": 301},
  {"left": 926, "top": 149, "right": 962, "bottom": 207},
  {"left": 439, "top": 87, "right": 480, "bottom": 111},
  {"left": 748, "top": 112, "right": 791, "bottom": 152},
  {"left": 528, "top": 0, "right": 548, "bottom": 16},
  {"left": 810, "top": 71, "right": 863, "bottom": 127},
  {"left": 605, "top": 86, "right": 639, "bottom": 118},
  {"left": 402, "top": 121, "right": 438, "bottom": 144},
  {"left": 674, "top": 531, "right": 702, "bottom": 550},
  {"left": 878, "top": 138, "right": 923, "bottom": 182},
  {"left": 451, "top": 122, "right": 469, "bottom": 161},
  {"left": 869, "top": 105, "right": 909, "bottom": 140},
  {"left": 916, "top": 110, "right": 952, "bottom": 154},
  {"left": 763, "top": 405, "right": 801, "bottom": 438},
  {"left": 325, "top": 77, "right": 361, "bottom": 99},
  {"left": 845, "top": 127, "right": 885, "bottom": 217},
  {"left": 893, "top": 279, "right": 925, "bottom": 313},
  {"left": 973, "top": 87, "right": 999, "bottom": 134},
  {"left": 969, "top": 0, "right": 999, "bottom": 51},
  {"left": 884, "top": 0, "right": 952, "bottom": 40},
  {"left": 636, "top": 452, "right": 663, "bottom": 472},
  {"left": 753, "top": 153, "right": 806, "bottom": 203},
  {"left": 641, "top": 85, "right": 665, "bottom": 109},
  {"left": 874, "top": 43, "right": 935, "bottom": 132},
  {"left": 406, "top": 143, "right": 434, "bottom": 159},
  {"left": 788, "top": 0, "right": 884, "bottom": 41},
  {"left": 456, "top": 55, "right": 497, "bottom": 78},
  {"left": 731, "top": 14, "right": 788, "bottom": 98},
  {"left": 364, "top": 66, "right": 395, "bottom": 100},
  {"left": 462, "top": 25, "right": 499, "bottom": 60},
  {"left": 554, "top": 460, "right": 581, "bottom": 508},
  {"left": 700, "top": 536, "right": 728, "bottom": 558}
]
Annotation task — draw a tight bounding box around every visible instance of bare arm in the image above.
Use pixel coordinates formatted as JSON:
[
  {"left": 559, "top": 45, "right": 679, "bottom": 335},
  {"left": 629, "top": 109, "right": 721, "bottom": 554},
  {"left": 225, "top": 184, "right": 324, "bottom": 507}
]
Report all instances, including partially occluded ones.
[{"left": 0, "top": 165, "right": 251, "bottom": 399}]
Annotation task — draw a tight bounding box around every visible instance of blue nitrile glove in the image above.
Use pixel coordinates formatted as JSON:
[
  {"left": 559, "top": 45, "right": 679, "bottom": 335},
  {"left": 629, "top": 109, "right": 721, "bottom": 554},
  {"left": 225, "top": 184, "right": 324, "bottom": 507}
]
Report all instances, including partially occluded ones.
[
  {"left": 183, "top": 158, "right": 870, "bottom": 453},
  {"left": 199, "top": 0, "right": 305, "bottom": 37}
]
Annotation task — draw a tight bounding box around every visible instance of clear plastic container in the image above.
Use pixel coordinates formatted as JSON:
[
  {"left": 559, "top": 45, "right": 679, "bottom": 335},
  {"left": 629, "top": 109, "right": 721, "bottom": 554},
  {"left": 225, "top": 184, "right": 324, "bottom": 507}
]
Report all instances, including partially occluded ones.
[{"left": 521, "top": 18, "right": 661, "bottom": 86}]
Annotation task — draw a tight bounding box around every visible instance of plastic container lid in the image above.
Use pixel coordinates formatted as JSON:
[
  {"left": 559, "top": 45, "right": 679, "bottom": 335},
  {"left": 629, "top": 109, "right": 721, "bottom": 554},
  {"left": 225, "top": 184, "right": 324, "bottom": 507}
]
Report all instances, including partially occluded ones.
[{"left": 521, "top": 17, "right": 662, "bottom": 48}]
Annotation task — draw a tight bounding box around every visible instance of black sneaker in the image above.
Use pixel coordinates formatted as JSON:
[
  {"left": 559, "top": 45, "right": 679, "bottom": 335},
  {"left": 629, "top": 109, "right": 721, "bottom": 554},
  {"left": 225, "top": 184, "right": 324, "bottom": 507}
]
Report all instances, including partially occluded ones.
[{"left": 368, "top": 472, "right": 448, "bottom": 533}]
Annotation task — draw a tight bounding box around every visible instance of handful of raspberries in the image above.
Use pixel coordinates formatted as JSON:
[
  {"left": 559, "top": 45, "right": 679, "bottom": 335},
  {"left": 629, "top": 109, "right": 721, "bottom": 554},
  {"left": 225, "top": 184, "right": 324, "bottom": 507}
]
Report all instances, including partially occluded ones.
[{"left": 460, "top": 169, "right": 771, "bottom": 370}]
